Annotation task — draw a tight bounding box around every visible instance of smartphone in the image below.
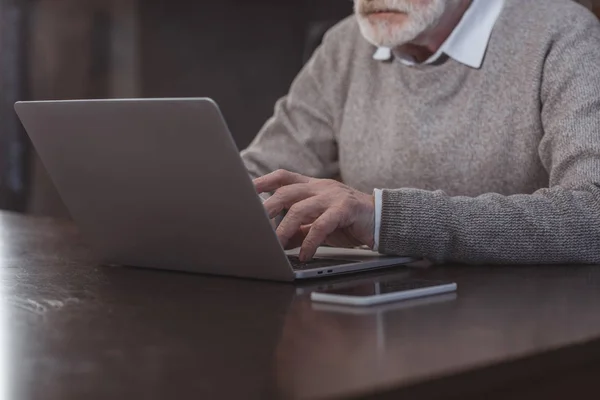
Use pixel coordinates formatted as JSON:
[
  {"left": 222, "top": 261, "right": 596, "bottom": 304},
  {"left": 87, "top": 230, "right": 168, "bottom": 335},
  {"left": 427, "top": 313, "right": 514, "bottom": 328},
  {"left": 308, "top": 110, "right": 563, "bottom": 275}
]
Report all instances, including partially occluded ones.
[{"left": 310, "top": 278, "right": 458, "bottom": 306}]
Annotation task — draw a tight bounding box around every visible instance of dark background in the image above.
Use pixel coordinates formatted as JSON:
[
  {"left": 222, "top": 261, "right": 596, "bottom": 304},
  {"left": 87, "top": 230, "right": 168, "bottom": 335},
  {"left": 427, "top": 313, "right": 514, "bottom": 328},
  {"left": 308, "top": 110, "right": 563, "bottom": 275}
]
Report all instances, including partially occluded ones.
[{"left": 0, "top": 0, "right": 352, "bottom": 218}]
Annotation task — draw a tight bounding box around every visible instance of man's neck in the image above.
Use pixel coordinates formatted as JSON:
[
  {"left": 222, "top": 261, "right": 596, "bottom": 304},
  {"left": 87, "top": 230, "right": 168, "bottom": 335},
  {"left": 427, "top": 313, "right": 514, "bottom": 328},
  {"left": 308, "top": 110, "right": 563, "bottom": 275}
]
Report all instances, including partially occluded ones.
[{"left": 397, "top": 0, "right": 472, "bottom": 63}]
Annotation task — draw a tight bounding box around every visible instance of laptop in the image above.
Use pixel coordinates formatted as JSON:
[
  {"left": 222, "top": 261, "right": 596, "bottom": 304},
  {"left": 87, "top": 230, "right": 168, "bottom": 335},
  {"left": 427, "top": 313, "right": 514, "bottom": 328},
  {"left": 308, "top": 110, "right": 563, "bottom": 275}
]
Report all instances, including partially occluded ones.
[{"left": 14, "top": 98, "right": 414, "bottom": 281}]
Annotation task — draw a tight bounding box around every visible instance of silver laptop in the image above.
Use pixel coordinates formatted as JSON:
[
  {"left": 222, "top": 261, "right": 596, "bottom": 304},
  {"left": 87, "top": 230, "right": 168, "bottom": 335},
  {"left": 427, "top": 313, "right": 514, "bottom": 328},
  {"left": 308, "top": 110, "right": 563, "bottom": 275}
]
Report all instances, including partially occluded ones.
[{"left": 14, "top": 98, "right": 413, "bottom": 281}]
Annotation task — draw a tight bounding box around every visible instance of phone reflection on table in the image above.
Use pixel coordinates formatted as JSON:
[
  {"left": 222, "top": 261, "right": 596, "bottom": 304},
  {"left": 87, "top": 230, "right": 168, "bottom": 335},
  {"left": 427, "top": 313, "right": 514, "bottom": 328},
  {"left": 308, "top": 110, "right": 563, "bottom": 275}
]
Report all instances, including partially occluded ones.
[
  {"left": 275, "top": 276, "right": 458, "bottom": 399},
  {"left": 311, "top": 292, "right": 458, "bottom": 315}
]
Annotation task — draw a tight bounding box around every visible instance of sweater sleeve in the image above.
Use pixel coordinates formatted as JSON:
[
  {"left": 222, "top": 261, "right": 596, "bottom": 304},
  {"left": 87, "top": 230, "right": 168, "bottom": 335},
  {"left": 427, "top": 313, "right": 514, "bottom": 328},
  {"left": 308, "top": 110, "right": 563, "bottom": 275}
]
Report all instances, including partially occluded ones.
[
  {"left": 378, "top": 11, "right": 600, "bottom": 264},
  {"left": 241, "top": 30, "right": 341, "bottom": 181}
]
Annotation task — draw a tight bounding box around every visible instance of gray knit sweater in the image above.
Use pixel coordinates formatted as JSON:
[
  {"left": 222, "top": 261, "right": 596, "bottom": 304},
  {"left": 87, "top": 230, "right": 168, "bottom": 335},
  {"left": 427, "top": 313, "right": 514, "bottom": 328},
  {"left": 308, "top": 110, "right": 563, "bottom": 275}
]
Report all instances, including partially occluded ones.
[{"left": 241, "top": 0, "right": 600, "bottom": 265}]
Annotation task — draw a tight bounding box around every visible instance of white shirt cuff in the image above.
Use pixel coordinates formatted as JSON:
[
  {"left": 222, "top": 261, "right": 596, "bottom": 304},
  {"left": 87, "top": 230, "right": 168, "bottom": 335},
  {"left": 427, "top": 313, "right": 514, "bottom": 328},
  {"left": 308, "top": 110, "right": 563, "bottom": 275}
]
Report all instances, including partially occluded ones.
[{"left": 373, "top": 189, "right": 383, "bottom": 252}]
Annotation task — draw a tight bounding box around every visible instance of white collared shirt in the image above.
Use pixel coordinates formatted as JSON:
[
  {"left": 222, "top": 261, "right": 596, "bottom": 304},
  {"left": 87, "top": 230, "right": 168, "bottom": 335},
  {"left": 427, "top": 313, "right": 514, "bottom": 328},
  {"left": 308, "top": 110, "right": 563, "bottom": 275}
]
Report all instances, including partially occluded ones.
[
  {"left": 372, "top": 0, "right": 505, "bottom": 251},
  {"left": 372, "top": 0, "right": 505, "bottom": 68}
]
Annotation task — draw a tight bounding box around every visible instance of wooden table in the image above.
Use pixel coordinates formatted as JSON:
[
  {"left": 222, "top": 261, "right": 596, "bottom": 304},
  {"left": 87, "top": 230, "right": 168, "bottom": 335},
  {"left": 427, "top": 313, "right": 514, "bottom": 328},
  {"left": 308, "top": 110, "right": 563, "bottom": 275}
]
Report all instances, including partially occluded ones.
[{"left": 1, "top": 211, "right": 600, "bottom": 400}]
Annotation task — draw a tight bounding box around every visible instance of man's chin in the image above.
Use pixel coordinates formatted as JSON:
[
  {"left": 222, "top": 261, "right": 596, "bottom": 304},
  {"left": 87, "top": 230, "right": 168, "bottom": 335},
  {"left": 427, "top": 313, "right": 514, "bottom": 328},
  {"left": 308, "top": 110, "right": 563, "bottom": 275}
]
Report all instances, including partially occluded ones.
[
  {"left": 356, "top": 16, "right": 415, "bottom": 48},
  {"left": 358, "top": 28, "right": 407, "bottom": 48}
]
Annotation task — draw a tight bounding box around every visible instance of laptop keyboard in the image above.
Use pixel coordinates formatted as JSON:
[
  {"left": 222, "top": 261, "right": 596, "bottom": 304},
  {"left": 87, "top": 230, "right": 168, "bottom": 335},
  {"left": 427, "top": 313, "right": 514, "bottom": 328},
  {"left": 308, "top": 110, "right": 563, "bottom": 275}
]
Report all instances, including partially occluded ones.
[{"left": 287, "top": 255, "right": 355, "bottom": 271}]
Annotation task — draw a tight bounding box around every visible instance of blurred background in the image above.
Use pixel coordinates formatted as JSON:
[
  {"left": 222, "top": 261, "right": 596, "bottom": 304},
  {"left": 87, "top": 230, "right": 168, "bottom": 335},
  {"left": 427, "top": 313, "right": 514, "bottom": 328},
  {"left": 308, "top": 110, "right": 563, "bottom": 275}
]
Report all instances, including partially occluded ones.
[{"left": 0, "top": 0, "right": 598, "bottom": 219}]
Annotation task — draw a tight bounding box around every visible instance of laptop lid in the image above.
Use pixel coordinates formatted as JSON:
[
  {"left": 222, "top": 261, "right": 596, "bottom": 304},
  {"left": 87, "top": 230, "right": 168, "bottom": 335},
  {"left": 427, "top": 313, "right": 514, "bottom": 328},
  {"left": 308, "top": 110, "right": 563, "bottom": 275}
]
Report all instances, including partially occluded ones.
[{"left": 15, "top": 98, "right": 295, "bottom": 281}]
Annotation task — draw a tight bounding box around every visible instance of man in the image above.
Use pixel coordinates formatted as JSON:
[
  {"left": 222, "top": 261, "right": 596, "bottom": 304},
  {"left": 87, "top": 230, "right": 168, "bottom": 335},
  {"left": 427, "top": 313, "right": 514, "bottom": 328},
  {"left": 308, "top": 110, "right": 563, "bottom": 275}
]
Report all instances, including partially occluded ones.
[{"left": 241, "top": 0, "right": 600, "bottom": 264}]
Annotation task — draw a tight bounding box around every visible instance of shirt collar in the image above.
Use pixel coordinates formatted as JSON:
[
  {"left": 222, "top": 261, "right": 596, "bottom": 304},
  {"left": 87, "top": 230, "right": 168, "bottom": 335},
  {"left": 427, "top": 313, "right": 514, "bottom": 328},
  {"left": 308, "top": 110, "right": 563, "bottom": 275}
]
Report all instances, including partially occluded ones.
[{"left": 372, "top": 0, "right": 505, "bottom": 69}]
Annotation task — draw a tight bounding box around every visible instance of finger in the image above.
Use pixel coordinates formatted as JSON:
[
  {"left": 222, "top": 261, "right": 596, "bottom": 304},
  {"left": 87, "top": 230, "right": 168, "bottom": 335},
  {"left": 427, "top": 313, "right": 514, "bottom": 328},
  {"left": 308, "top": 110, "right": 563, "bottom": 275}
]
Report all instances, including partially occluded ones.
[
  {"left": 300, "top": 224, "right": 312, "bottom": 235},
  {"left": 253, "top": 169, "right": 311, "bottom": 194},
  {"left": 263, "top": 183, "right": 314, "bottom": 219},
  {"left": 322, "top": 231, "right": 361, "bottom": 248},
  {"left": 284, "top": 225, "right": 311, "bottom": 250},
  {"left": 299, "top": 209, "right": 345, "bottom": 261},
  {"left": 276, "top": 197, "right": 328, "bottom": 249}
]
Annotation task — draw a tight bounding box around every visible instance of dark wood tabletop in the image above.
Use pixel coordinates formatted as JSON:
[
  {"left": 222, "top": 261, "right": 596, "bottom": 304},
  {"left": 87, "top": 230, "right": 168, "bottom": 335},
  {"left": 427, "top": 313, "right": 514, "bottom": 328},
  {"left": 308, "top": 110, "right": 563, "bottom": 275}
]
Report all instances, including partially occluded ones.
[{"left": 1, "top": 211, "right": 600, "bottom": 400}]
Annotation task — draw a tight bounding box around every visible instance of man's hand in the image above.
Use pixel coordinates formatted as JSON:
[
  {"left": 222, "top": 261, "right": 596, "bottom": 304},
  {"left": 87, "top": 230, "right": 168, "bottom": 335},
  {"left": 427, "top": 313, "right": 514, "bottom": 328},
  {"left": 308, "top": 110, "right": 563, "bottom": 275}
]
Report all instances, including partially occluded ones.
[{"left": 254, "top": 170, "right": 375, "bottom": 261}]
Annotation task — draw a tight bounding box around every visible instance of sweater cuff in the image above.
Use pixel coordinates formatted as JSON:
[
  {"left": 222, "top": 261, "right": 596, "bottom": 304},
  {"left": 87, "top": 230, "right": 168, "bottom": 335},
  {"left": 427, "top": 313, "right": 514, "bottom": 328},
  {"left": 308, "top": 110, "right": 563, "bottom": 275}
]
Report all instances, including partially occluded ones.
[{"left": 379, "top": 189, "right": 453, "bottom": 261}]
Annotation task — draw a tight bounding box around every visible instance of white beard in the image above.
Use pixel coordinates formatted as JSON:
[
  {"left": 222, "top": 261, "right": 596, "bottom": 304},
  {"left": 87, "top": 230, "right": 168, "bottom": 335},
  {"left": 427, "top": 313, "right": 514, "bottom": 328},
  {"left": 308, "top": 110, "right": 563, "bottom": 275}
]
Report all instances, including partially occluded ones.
[{"left": 354, "top": 0, "right": 453, "bottom": 48}]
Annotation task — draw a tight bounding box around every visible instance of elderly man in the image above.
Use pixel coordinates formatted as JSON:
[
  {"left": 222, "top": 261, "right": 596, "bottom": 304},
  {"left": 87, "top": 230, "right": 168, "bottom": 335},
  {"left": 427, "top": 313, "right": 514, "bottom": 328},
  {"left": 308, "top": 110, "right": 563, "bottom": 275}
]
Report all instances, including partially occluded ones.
[{"left": 241, "top": 0, "right": 600, "bottom": 264}]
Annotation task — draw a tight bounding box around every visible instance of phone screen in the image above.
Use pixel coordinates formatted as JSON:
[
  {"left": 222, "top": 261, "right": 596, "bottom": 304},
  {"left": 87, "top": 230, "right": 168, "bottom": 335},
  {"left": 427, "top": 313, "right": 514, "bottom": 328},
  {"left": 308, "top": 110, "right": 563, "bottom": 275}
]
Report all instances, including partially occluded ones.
[{"left": 314, "top": 279, "right": 453, "bottom": 297}]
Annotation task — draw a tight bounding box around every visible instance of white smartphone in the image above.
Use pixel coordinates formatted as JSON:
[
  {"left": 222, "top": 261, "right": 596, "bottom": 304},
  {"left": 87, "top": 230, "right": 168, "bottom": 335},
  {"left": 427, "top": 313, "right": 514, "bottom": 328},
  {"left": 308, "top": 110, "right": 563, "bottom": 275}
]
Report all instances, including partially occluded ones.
[{"left": 310, "top": 278, "right": 458, "bottom": 306}]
